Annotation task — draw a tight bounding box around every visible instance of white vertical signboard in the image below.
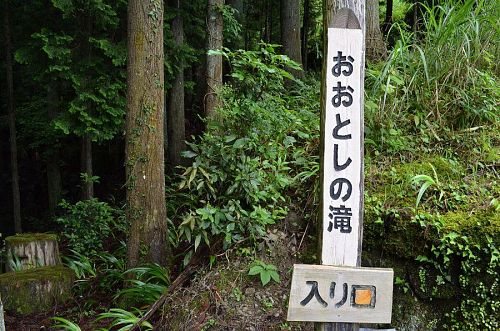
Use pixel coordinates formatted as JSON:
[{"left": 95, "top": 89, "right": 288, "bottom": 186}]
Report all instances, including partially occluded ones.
[
  {"left": 322, "top": 28, "right": 363, "bottom": 266},
  {"left": 287, "top": 25, "right": 393, "bottom": 325}
]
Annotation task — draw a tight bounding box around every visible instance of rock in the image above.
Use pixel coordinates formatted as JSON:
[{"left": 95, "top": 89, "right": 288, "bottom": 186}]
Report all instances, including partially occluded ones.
[
  {"left": 0, "top": 265, "right": 74, "bottom": 315},
  {"left": 245, "top": 287, "right": 255, "bottom": 296},
  {"left": 5, "top": 233, "right": 61, "bottom": 272}
]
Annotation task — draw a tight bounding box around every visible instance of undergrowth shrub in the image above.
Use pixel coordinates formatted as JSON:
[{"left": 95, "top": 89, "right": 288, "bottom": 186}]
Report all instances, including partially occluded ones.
[
  {"left": 166, "top": 44, "right": 319, "bottom": 263},
  {"left": 56, "top": 199, "right": 126, "bottom": 255},
  {"left": 365, "top": 0, "right": 499, "bottom": 154},
  {"left": 414, "top": 211, "right": 499, "bottom": 330}
]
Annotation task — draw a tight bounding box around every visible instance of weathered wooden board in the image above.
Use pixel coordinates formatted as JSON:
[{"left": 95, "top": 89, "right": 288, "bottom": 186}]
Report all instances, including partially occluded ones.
[
  {"left": 322, "top": 27, "right": 364, "bottom": 267},
  {"left": 287, "top": 264, "right": 393, "bottom": 323}
]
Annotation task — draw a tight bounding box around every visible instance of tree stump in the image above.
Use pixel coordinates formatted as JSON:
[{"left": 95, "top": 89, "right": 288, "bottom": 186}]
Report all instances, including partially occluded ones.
[
  {"left": 5, "top": 233, "right": 61, "bottom": 272},
  {"left": 0, "top": 265, "right": 74, "bottom": 315},
  {"left": 0, "top": 294, "right": 5, "bottom": 331}
]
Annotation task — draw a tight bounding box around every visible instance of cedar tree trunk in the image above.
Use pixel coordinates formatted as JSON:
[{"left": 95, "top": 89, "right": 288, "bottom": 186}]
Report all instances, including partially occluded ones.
[
  {"left": 46, "top": 84, "right": 62, "bottom": 216},
  {"left": 302, "top": 0, "right": 311, "bottom": 71},
  {"left": 126, "top": 0, "right": 169, "bottom": 267},
  {"left": 384, "top": 0, "right": 393, "bottom": 33},
  {"left": 280, "top": 0, "right": 304, "bottom": 78},
  {"left": 366, "top": 0, "right": 387, "bottom": 61},
  {"left": 3, "top": 0, "right": 22, "bottom": 233},
  {"left": 167, "top": 0, "right": 186, "bottom": 167},
  {"left": 81, "top": 134, "right": 93, "bottom": 200},
  {"left": 206, "top": 0, "right": 224, "bottom": 118}
]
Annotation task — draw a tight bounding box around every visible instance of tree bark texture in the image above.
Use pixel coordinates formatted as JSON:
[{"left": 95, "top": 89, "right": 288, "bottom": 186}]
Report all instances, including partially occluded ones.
[
  {"left": 5, "top": 235, "right": 61, "bottom": 272},
  {"left": 3, "top": 0, "right": 22, "bottom": 234},
  {"left": 384, "top": 0, "right": 393, "bottom": 33},
  {"left": 317, "top": 1, "right": 365, "bottom": 330},
  {"left": 264, "top": 0, "right": 272, "bottom": 43},
  {"left": 46, "top": 84, "right": 62, "bottom": 216},
  {"left": 126, "top": 0, "right": 169, "bottom": 268},
  {"left": 167, "top": 0, "right": 186, "bottom": 168},
  {"left": 366, "top": 0, "right": 387, "bottom": 61},
  {"left": 280, "top": 0, "right": 304, "bottom": 78},
  {"left": 0, "top": 294, "right": 4, "bottom": 331},
  {"left": 302, "top": 0, "right": 311, "bottom": 71},
  {"left": 81, "top": 134, "right": 94, "bottom": 200},
  {"left": 206, "top": 0, "right": 224, "bottom": 118}
]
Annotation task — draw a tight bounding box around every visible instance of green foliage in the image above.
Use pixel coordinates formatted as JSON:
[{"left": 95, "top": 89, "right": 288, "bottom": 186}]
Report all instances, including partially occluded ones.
[
  {"left": 411, "top": 163, "right": 442, "bottom": 208},
  {"left": 63, "top": 250, "right": 97, "bottom": 280},
  {"left": 63, "top": 247, "right": 127, "bottom": 302},
  {"left": 210, "top": 43, "right": 302, "bottom": 97},
  {"left": 115, "top": 264, "right": 170, "bottom": 306},
  {"left": 219, "top": 4, "right": 242, "bottom": 45},
  {"left": 365, "top": 0, "right": 499, "bottom": 154},
  {"left": 97, "top": 308, "right": 153, "bottom": 331},
  {"left": 416, "top": 225, "right": 499, "bottom": 329},
  {"left": 7, "top": 251, "right": 24, "bottom": 272},
  {"left": 51, "top": 317, "right": 82, "bottom": 331},
  {"left": 380, "top": 0, "right": 412, "bottom": 23},
  {"left": 56, "top": 199, "right": 126, "bottom": 255},
  {"left": 15, "top": 1, "right": 127, "bottom": 143},
  {"left": 168, "top": 45, "right": 318, "bottom": 263},
  {"left": 248, "top": 260, "right": 280, "bottom": 286}
]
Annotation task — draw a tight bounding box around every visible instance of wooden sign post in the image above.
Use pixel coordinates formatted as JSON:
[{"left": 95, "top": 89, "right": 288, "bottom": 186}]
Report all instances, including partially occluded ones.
[{"left": 287, "top": 3, "right": 393, "bottom": 330}]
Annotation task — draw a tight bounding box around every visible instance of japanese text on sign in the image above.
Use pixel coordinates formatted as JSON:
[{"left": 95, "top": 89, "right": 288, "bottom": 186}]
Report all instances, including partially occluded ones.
[
  {"left": 287, "top": 264, "right": 393, "bottom": 323},
  {"left": 322, "top": 28, "right": 363, "bottom": 266}
]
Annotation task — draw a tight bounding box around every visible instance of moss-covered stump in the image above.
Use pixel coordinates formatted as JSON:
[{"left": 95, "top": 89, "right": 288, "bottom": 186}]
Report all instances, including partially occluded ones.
[
  {"left": 0, "top": 265, "right": 74, "bottom": 315},
  {"left": 5, "top": 233, "right": 61, "bottom": 272}
]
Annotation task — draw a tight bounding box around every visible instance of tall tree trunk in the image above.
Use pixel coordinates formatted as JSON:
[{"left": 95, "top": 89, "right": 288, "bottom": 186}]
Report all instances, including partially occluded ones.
[
  {"left": 81, "top": 134, "right": 94, "bottom": 200},
  {"left": 366, "top": 0, "right": 387, "bottom": 61},
  {"left": 167, "top": 0, "right": 186, "bottom": 167},
  {"left": 126, "top": 0, "right": 169, "bottom": 268},
  {"left": 264, "top": 0, "right": 272, "bottom": 43},
  {"left": 302, "top": 0, "right": 311, "bottom": 71},
  {"left": 319, "top": 3, "right": 365, "bottom": 331},
  {"left": 227, "top": 0, "right": 244, "bottom": 49},
  {"left": 413, "top": 0, "right": 419, "bottom": 34},
  {"left": 205, "top": 0, "right": 224, "bottom": 118},
  {"left": 46, "top": 84, "right": 62, "bottom": 217},
  {"left": 3, "top": 0, "right": 22, "bottom": 233},
  {"left": 280, "top": 0, "right": 304, "bottom": 78},
  {"left": 383, "top": 0, "right": 393, "bottom": 33}
]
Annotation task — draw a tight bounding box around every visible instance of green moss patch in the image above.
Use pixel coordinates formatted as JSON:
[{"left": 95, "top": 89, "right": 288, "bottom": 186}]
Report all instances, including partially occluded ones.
[
  {"left": 5, "top": 233, "right": 58, "bottom": 245},
  {"left": 0, "top": 265, "right": 74, "bottom": 315}
]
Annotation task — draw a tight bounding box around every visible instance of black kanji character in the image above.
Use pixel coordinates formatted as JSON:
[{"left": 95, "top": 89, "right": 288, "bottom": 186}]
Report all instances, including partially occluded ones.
[
  {"left": 330, "top": 178, "right": 352, "bottom": 202},
  {"left": 300, "top": 281, "right": 328, "bottom": 307},
  {"left": 330, "top": 282, "right": 336, "bottom": 298},
  {"left": 332, "top": 51, "right": 354, "bottom": 77},
  {"left": 332, "top": 82, "right": 354, "bottom": 107},
  {"left": 335, "top": 282, "right": 348, "bottom": 308},
  {"left": 334, "top": 144, "right": 352, "bottom": 171},
  {"left": 332, "top": 114, "right": 351, "bottom": 140},
  {"left": 328, "top": 205, "right": 352, "bottom": 233}
]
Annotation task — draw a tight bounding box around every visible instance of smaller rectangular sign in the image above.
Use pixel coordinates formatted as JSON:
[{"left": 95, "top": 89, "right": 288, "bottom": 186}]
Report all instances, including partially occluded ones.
[{"left": 287, "top": 264, "right": 393, "bottom": 323}]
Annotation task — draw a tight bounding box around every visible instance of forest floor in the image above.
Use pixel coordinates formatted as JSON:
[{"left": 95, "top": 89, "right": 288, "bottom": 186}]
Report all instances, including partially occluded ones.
[{"left": 158, "top": 210, "right": 314, "bottom": 330}]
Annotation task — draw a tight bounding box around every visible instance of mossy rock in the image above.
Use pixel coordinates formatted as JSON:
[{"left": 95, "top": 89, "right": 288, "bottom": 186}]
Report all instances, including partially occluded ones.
[{"left": 0, "top": 265, "right": 74, "bottom": 315}]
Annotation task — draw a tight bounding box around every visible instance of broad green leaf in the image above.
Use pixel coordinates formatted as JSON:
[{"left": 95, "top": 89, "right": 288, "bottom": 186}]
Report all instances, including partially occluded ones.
[
  {"left": 260, "top": 270, "right": 271, "bottom": 286},
  {"left": 270, "top": 271, "right": 280, "bottom": 283},
  {"left": 248, "top": 265, "right": 263, "bottom": 275},
  {"left": 194, "top": 234, "right": 201, "bottom": 251}
]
